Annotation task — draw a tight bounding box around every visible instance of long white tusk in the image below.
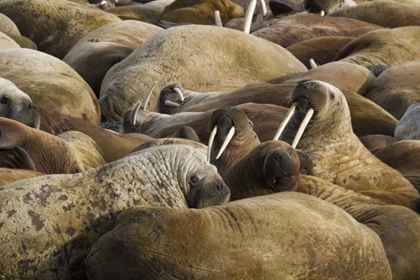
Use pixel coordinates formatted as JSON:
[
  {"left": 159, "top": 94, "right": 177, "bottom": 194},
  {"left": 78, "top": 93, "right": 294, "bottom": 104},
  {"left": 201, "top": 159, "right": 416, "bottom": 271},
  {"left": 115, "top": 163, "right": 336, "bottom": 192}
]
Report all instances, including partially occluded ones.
[
  {"left": 130, "top": 103, "right": 142, "bottom": 125},
  {"left": 173, "top": 86, "right": 184, "bottom": 102},
  {"left": 140, "top": 81, "right": 157, "bottom": 111},
  {"left": 207, "top": 126, "right": 218, "bottom": 162},
  {"left": 320, "top": 10, "right": 325, "bottom": 16},
  {"left": 243, "top": 0, "right": 257, "bottom": 34},
  {"left": 273, "top": 104, "right": 296, "bottom": 140},
  {"left": 291, "top": 108, "right": 314, "bottom": 148},
  {"left": 164, "top": 100, "right": 180, "bottom": 107},
  {"left": 216, "top": 126, "right": 236, "bottom": 160},
  {"left": 260, "top": 0, "right": 267, "bottom": 16},
  {"left": 309, "top": 58, "right": 318, "bottom": 69},
  {"left": 214, "top": 10, "right": 223, "bottom": 27}
]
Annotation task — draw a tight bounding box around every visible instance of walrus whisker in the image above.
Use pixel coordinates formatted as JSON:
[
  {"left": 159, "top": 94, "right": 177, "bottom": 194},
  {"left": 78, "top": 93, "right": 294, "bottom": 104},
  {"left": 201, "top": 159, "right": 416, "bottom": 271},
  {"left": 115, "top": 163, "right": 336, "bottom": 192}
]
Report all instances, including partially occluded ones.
[
  {"left": 273, "top": 104, "right": 296, "bottom": 140},
  {"left": 214, "top": 10, "right": 223, "bottom": 27},
  {"left": 260, "top": 0, "right": 268, "bottom": 16},
  {"left": 140, "top": 81, "right": 157, "bottom": 111},
  {"left": 173, "top": 86, "right": 185, "bottom": 102},
  {"left": 207, "top": 126, "right": 218, "bottom": 162},
  {"left": 292, "top": 108, "right": 314, "bottom": 148},
  {"left": 216, "top": 126, "right": 236, "bottom": 160},
  {"left": 309, "top": 59, "right": 318, "bottom": 69},
  {"left": 243, "top": 0, "right": 257, "bottom": 34},
  {"left": 130, "top": 103, "right": 142, "bottom": 125},
  {"left": 164, "top": 100, "right": 180, "bottom": 107}
]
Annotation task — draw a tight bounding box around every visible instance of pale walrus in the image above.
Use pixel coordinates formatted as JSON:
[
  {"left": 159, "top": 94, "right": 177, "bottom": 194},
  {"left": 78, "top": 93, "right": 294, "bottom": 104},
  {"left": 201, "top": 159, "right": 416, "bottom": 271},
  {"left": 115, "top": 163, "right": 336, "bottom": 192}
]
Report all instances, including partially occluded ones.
[
  {"left": 0, "top": 77, "right": 40, "bottom": 128},
  {"left": 275, "top": 80, "right": 420, "bottom": 211},
  {"left": 395, "top": 103, "right": 420, "bottom": 140},
  {"left": 0, "top": 145, "right": 230, "bottom": 279},
  {"left": 85, "top": 192, "right": 392, "bottom": 279}
]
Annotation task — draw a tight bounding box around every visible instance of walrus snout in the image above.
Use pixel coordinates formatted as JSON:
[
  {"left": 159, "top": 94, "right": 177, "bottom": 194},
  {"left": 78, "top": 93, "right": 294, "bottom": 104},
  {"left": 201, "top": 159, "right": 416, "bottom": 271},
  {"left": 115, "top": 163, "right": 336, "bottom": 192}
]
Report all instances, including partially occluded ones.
[
  {"left": 263, "top": 150, "right": 299, "bottom": 191},
  {"left": 159, "top": 84, "right": 185, "bottom": 114},
  {"left": 193, "top": 177, "right": 231, "bottom": 208}
]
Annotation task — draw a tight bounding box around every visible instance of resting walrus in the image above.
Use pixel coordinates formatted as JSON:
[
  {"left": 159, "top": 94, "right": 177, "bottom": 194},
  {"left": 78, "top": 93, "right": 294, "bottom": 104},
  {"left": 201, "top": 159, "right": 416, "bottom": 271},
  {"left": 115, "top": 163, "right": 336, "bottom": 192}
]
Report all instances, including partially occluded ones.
[
  {"left": 0, "top": 145, "right": 230, "bottom": 279},
  {"left": 275, "top": 80, "right": 420, "bottom": 211}
]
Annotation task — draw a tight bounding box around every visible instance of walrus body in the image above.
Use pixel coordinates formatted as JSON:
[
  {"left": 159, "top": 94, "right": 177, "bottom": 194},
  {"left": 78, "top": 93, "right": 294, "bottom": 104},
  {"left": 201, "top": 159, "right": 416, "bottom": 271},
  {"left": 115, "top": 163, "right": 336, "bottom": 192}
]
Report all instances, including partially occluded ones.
[
  {"left": 278, "top": 80, "right": 419, "bottom": 211},
  {"left": 85, "top": 192, "right": 392, "bottom": 279},
  {"left": 0, "top": 145, "right": 230, "bottom": 279},
  {"left": 395, "top": 103, "right": 420, "bottom": 140}
]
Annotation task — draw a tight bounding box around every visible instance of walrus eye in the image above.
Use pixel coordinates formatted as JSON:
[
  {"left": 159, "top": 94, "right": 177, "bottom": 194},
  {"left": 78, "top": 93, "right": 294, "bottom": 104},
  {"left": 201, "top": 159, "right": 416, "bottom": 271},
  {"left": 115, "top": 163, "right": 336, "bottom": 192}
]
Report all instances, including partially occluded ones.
[
  {"left": 190, "top": 175, "right": 199, "bottom": 184},
  {"left": 287, "top": 148, "right": 293, "bottom": 156},
  {"left": 330, "top": 93, "right": 335, "bottom": 99},
  {"left": 1, "top": 96, "right": 10, "bottom": 105},
  {"left": 248, "top": 120, "right": 253, "bottom": 128}
]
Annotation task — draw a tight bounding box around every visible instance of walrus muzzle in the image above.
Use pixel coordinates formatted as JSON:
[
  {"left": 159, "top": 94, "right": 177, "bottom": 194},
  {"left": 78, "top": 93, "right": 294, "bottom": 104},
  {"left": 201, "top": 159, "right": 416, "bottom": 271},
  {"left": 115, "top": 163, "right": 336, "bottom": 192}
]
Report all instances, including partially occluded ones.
[
  {"left": 263, "top": 151, "right": 298, "bottom": 192},
  {"left": 193, "top": 178, "right": 231, "bottom": 208}
]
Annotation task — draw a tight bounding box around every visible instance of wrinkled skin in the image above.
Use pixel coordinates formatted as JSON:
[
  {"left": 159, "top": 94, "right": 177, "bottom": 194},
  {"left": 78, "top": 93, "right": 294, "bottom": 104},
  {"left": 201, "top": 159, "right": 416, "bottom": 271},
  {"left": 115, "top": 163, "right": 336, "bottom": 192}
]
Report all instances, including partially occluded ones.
[
  {"left": 0, "top": 77, "right": 40, "bottom": 129},
  {"left": 0, "top": 145, "right": 230, "bottom": 279},
  {"left": 222, "top": 141, "right": 313, "bottom": 200},
  {"left": 395, "top": 103, "right": 420, "bottom": 140},
  {"left": 85, "top": 191, "right": 392, "bottom": 280},
  {"left": 279, "top": 80, "right": 420, "bottom": 211}
]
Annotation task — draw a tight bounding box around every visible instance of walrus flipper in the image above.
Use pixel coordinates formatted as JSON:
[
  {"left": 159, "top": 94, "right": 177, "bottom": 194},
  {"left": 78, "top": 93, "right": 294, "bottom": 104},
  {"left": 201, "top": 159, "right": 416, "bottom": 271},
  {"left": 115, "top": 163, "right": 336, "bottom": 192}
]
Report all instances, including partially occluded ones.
[{"left": 0, "top": 146, "right": 36, "bottom": 171}]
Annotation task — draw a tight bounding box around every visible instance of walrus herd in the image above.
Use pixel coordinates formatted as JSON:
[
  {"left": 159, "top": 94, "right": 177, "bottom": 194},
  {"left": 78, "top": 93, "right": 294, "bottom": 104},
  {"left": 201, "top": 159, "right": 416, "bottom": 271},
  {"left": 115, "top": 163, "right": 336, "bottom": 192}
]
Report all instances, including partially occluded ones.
[{"left": 0, "top": 0, "right": 420, "bottom": 279}]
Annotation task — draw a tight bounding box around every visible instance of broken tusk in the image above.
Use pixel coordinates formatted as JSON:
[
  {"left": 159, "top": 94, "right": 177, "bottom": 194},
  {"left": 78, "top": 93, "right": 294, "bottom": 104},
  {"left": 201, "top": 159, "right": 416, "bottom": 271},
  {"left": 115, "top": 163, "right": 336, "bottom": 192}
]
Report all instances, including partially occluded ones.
[
  {"left": 216, "top": 126, "right": 236, "bottom": 160},
  {"left": 243, "top": 0, "right": 257, "bottom": 34},
  {"left": 260, "top": 0, "right": 268, "bottom": 16},
  {"left": 291, "top": 108, "right": 314, "bottom": 148},
  {"left": 173, "top": 86, "right": 184, "bottom": 102},
  {"left": 320, "top": 10, "right": 325, "bottom": 16},
  {"left": 130, "top": 103, "right": 142, "bottom": 125},
  {"left": 273, "top": 104, "right": 296, "bottom": 140},
  {"left": 309, "top": 58, "right": 318, "bottom": 69},
  {"left": 164, "top": 100, "right": 180, "bottom": 107},
  {"left": 140, "top": 82, "right": 157, "bottom": 111},
  {"left": 214, "top": 10, "right": 223, "bottom": 27},
  {"left": 207, "top": 126, "right": 218, "bottom": 162},
  {"left": 100, "top": 0, "right": 107, "bottom": 8}
]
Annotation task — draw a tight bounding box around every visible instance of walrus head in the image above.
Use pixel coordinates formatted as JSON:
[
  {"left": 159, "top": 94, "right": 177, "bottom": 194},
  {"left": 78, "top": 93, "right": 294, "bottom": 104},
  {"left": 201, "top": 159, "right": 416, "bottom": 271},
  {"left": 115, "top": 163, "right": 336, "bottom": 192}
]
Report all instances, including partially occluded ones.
[
  {"left": 273, "top": 80, "right": 351, "bottom": 148},
  {"left": 304, "top": 0, "right": 342, "bottom": 15},
  {"left": 207, "top": 107, "right": 260, "bottom": 173},
  {"left": 0, "top": 78, "right": 41, "bottom": 129},
  {"left": 158, "top": 83, "right": 186, "bottom": 114},
  {"left": 187, "top": 163, "right": 231, "bottom": 208},
  {"left": 122, "top": 82, "right": 159, "bottom": 133}
]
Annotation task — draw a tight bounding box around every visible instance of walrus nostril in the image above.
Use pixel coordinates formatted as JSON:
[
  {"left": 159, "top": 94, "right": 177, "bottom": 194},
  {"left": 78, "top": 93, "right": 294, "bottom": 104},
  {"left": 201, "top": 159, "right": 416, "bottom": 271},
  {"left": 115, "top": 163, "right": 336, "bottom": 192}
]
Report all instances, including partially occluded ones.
[{"left": 26, "top": 102, "right": 34, "bottom": 109}]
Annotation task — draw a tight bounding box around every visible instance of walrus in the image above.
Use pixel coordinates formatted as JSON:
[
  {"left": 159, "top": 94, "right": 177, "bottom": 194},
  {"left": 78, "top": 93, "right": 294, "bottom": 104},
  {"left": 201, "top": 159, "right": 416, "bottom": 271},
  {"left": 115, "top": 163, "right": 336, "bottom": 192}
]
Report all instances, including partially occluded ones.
[
  {"left": 0, "top": 117, "right": 86, "bottom": 174},
  {"left": 222, "top": 140, "right": 314, "bottom": 200},
  {"left": 395, "top": 103, "right": 420, "bottom": 140},
  {"left": 0, "top": 30, "right": 20, "bottom": 49},
  {"left": 0, "top": 145, "right": 230, "bottom": 279},
  {"left": 251, "top": 13, "right": 380, "bottom": 48},
  {"left": 0, "top": 77, "right": 40, "bottom": 129},
  {"left": 362, "top": 60, "right": 420, "bottom": 120},
  {"left": 303, "top": 0, "right": 356, "bottom": 14},
  {"left": 329, "top": 1, "right": 420, "bottom": 28},
  {"left": 0, "top": 48, "right": 101, "bottom": 125},
  {"left": 158, "top": 81, "right": 397, "bottom": 137},
  {"left": 0, "top": 0, "right": 121, "bottom": 59},
  {"left": 0, "top": 167, "right": 44, "bottom": 186},
  {"left": 275, "top": 80, "right": 420, "bottom": 211},
  {"left": 85, "top": 191, "right": 392, "bottom": 279},
  {"left": 359, "top": 134, "right": 397, "bottom": 153},
  {"left": 99, "top": 24, "right": 307, "bottom": 121},
  {"left": 334, "top": 27, "right": 420, "bottom": 67}
]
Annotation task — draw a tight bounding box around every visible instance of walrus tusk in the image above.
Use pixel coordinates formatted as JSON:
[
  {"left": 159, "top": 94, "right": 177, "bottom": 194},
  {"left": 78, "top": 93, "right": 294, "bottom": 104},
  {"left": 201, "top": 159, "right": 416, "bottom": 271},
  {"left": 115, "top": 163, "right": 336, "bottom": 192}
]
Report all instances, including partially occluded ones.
[
  {"left": 100, "top": 0, "right": 107, "bottom": 8},
  {"left": 130, "top": 103, "right": 142, "bottom": 126},
  {"left": 291, "top": 108, "right": 314, "bottom": 148},
  {"left": 207, "top": 126, "right": 218, "bottom": 162},
  {"left": 216, "top": 126, "right": 236, "bottom": 160},
  {"left": 320, "top": 10, "right": 325, "bottom": 16},
  {"left": 243, "top": 0, "right": 257, "bottom": 34},
  {"left": 309, "top": 59, "right": 318, "bottom": 69},
  {"left": 173, "top": 86, "right": 184, "bottom": 102},
  {"left": 164, "top": 100, "right": 180, "bottom": 107},
  {"left": 273, "top": 104, "right": 296, "bottom": 140},
  {"left": 260, "top": 0, "right": 267, "bottom": 16},
  {"left": 215, "top": 10, "right": 223, "bottom": 27},
  {"left": 140, "top": 81, "right": 157, "bottom": 111}
]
